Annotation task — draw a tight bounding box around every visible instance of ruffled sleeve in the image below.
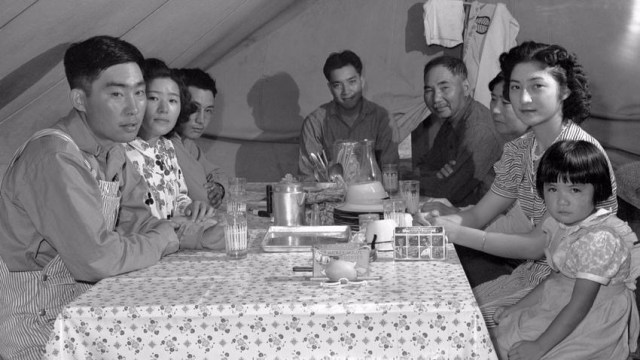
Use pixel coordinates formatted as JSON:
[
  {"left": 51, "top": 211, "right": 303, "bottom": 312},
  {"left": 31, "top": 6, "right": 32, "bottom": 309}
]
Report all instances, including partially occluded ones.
[{"left": 566, "top": 227, "right": 630, "bottom": 285}]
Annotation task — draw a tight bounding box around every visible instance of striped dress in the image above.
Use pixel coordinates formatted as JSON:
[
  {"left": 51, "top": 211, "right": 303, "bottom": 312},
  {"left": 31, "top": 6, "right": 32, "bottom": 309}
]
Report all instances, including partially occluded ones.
[{"left": 476, "top": 121, "right": 618, "bottom": 327}]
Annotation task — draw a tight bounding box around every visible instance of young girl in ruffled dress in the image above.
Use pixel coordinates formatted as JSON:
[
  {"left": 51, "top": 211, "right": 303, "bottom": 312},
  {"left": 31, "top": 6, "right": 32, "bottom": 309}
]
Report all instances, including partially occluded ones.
[{"left": 494, "top": 140, "right": 639, "bottom": 359}]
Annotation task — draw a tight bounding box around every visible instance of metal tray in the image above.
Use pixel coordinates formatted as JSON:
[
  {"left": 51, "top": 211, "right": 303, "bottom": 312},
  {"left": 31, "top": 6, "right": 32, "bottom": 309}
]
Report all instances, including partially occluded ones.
[{"left": 261, "top": 225, "right": 352, "bottom": 252}]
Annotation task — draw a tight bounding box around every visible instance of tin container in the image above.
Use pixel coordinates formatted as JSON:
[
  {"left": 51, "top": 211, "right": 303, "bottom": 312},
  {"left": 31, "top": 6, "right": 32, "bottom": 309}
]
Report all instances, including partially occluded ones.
[
  {"left": 261, "top": 225, "right": 351, "bottom": 252},
  {"left": 272, "top": 179, "right": 307, "bottom": 226}
]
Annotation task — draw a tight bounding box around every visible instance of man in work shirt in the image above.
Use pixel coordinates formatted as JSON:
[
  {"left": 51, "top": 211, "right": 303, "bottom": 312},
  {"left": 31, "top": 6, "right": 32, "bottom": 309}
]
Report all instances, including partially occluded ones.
[
  {"left": 0, "top": 36, "right": 184, "bottom": 359},
  {"left": 298, "top": 50, "right": 399, "bottom": 181}
]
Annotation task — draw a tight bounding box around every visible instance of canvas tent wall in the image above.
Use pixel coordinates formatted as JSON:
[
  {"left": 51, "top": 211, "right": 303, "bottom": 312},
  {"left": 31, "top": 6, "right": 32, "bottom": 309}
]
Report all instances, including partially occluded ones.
[{"left": 1, "top": 0, "right": 639, "bottom": 183}]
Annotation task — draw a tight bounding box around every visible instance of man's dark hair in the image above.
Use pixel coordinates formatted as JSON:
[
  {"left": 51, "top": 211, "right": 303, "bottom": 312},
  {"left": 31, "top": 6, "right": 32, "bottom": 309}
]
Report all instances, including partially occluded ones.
[
  {"left": 423, "top": 56, "right": 468, "bottom": 79},
  {"left": 64, "top": 35, "right": 144, "bottom": 95},
  {"left": 536, "top": 140, "right": 612, "bottom": 205},
  {"left": 322, "top": 50, "right": 363, "bottom": 81},
  {"left": 176, "top": 68, "right": 218, "bottom": 97}
]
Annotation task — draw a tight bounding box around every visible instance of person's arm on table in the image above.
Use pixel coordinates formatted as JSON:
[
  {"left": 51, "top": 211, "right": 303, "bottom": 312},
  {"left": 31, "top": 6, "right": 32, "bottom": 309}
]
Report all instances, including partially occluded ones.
[
  {"left": 419, "top": 190, "right": 514, "bottom": 229},
  {"left": 433, "top": 215, "right": 546, "bottom": 259},
  {"left": 23, "top": 152, "right": 178, "bottom": 283}
]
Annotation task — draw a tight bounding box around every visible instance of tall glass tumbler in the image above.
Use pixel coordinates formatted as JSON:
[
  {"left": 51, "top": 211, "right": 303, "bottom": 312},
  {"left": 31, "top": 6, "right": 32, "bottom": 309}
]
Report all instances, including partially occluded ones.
[
  {"left": 227, "top": 177, "right": 247, "bottom": 213},
  {"left": 228, "top": 177, "right": 247, "bottom": 193},
  {"left": 224, "top": 211, "right": 248, "bottom": 260},
  {"left": 400, "top": 180, "right": 420, "bottom": 214},
  {"left": 382, "top": 164, "right": 399, "bottom": 196}
]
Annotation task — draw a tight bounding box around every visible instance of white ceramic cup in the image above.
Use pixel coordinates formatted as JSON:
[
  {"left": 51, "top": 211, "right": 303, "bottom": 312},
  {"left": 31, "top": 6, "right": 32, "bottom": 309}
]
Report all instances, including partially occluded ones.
[{"left": 365, "top": 219, "right": 397, "bottom": 251}]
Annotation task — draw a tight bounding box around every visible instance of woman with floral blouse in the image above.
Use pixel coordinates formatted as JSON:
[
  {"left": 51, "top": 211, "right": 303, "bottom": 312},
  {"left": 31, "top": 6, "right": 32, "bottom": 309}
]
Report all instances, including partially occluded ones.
[{"left": 125, "top": 58, "right": 223, "bottom": 249}]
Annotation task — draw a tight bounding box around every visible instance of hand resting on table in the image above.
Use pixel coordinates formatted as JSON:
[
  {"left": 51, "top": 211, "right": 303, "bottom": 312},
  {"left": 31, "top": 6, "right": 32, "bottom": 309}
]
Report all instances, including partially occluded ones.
[
  {"left": 184, "top": 200, "right": 216, "bottom": 222},
  {"left": 419, "top": 197, "right": 459, "bottom": 220},
  {"left": 172, "top": 213, "right": 225, "bottom": 250}
]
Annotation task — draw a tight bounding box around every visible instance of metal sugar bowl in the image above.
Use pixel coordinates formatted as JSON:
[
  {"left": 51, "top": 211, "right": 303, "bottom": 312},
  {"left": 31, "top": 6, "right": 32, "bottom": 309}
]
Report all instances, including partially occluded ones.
[{"left": 273, "top": 175, "right": 307, "bottom": 226}]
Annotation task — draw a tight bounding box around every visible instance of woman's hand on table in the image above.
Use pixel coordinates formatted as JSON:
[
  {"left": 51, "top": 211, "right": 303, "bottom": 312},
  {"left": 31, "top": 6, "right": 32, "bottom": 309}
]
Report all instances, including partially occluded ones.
[
  {"left": 431, "top": 216, "right": 465, "bottom": 242},
  {"left": 185, "top": 201, "right": 216, "bottom": 222},
  {"left": 412, "top": 211, "right": 462, "bottom": 242},
  {"left": 420, "top": 200, "right": 459, "bottom": 218}
]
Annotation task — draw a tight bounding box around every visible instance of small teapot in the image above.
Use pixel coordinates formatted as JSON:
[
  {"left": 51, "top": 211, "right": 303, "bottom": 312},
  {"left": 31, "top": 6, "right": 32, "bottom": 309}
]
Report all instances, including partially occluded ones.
[
  {"left": 272, "top": 174, "right": 307, "bottom": 226},
  {"left": 323, "top": 259, "right": 358, "bottom": 281}
]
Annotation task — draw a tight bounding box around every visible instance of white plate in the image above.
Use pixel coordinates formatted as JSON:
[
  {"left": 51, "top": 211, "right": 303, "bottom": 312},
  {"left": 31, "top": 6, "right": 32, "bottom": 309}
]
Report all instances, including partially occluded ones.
[{"left": 335, "top": 202, "right": 383, "bottom": 213}]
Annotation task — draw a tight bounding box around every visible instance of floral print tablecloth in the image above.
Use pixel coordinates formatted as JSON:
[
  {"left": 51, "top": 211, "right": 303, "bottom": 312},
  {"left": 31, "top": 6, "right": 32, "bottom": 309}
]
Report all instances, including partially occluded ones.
[{"left": 44, "top": 184, "right": 497, "bottom": 360}]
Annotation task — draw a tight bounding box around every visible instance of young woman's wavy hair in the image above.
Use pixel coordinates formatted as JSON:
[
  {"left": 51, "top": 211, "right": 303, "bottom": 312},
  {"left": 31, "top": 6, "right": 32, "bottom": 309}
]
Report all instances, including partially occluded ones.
[
  {"left": 499, "top": 41, "right": 591, "bottom": 124},
  {"left": 536, "top": 140, "right": 612, "bottom": 205}
]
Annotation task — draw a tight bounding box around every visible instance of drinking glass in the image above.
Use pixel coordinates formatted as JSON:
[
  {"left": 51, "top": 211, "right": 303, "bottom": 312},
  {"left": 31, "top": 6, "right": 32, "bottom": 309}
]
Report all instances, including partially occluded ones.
[
  {"left": 381, "top": 164, "right": 399, "bottom": 196},
  {"left": 399, "top": 180, "right": 420, "bottom": 214},
  {"left": 227, "top": 177, "right": 247, "bottom": 213},
  {"left": 228, "top": 177, "right": 247, "bottom": 194},
  {"left": 383, "top": 199, "right": 407, "bottom": 226},
  {"left": 226, "top": 190, "right": 247, "bottom": 213},
  {"left": 224, "top": 211, "right": 248, "bottom": 260}
]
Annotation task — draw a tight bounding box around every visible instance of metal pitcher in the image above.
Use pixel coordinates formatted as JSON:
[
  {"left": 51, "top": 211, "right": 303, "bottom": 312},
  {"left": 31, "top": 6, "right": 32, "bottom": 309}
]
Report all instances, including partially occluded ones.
[{"left": 273, "top": 176, "right": 307, "bottom": 226}]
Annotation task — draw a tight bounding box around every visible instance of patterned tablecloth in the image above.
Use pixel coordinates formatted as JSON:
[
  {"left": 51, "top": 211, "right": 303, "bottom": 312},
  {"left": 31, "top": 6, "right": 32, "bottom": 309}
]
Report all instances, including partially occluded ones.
[{"left": 44, "top": 183, "right": 497, "bottom": 360}]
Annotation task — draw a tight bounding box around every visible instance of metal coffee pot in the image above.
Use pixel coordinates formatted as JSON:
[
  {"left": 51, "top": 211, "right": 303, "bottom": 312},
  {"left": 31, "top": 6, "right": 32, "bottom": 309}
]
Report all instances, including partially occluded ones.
[{"left": 273, "top": 175, "right": 307, "bottom": 226}]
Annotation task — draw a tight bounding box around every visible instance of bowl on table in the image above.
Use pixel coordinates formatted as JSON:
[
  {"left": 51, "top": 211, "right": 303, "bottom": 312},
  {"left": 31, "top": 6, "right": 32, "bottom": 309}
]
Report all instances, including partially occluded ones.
[{"left": 335, "top": 181, "right": 387, "bottom": 213}]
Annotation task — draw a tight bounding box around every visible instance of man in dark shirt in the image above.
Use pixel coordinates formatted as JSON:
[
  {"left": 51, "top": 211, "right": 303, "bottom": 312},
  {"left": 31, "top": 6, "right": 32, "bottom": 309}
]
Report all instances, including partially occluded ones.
[{"left": 414, "top": 56, "right": 503, "bottom": 206}]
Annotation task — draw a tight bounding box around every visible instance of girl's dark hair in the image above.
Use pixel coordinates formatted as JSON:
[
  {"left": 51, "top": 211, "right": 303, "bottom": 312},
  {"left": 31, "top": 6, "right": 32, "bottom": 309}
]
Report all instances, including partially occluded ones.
[
  {"left": 142, "top": 58, "right": 196, "bottom": 137},
  {"left": 499, "top": 41, "right": 591, "bottom": 124},
  {"left": 536, "top": 140, "right": 612, "bottom": 205}
]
